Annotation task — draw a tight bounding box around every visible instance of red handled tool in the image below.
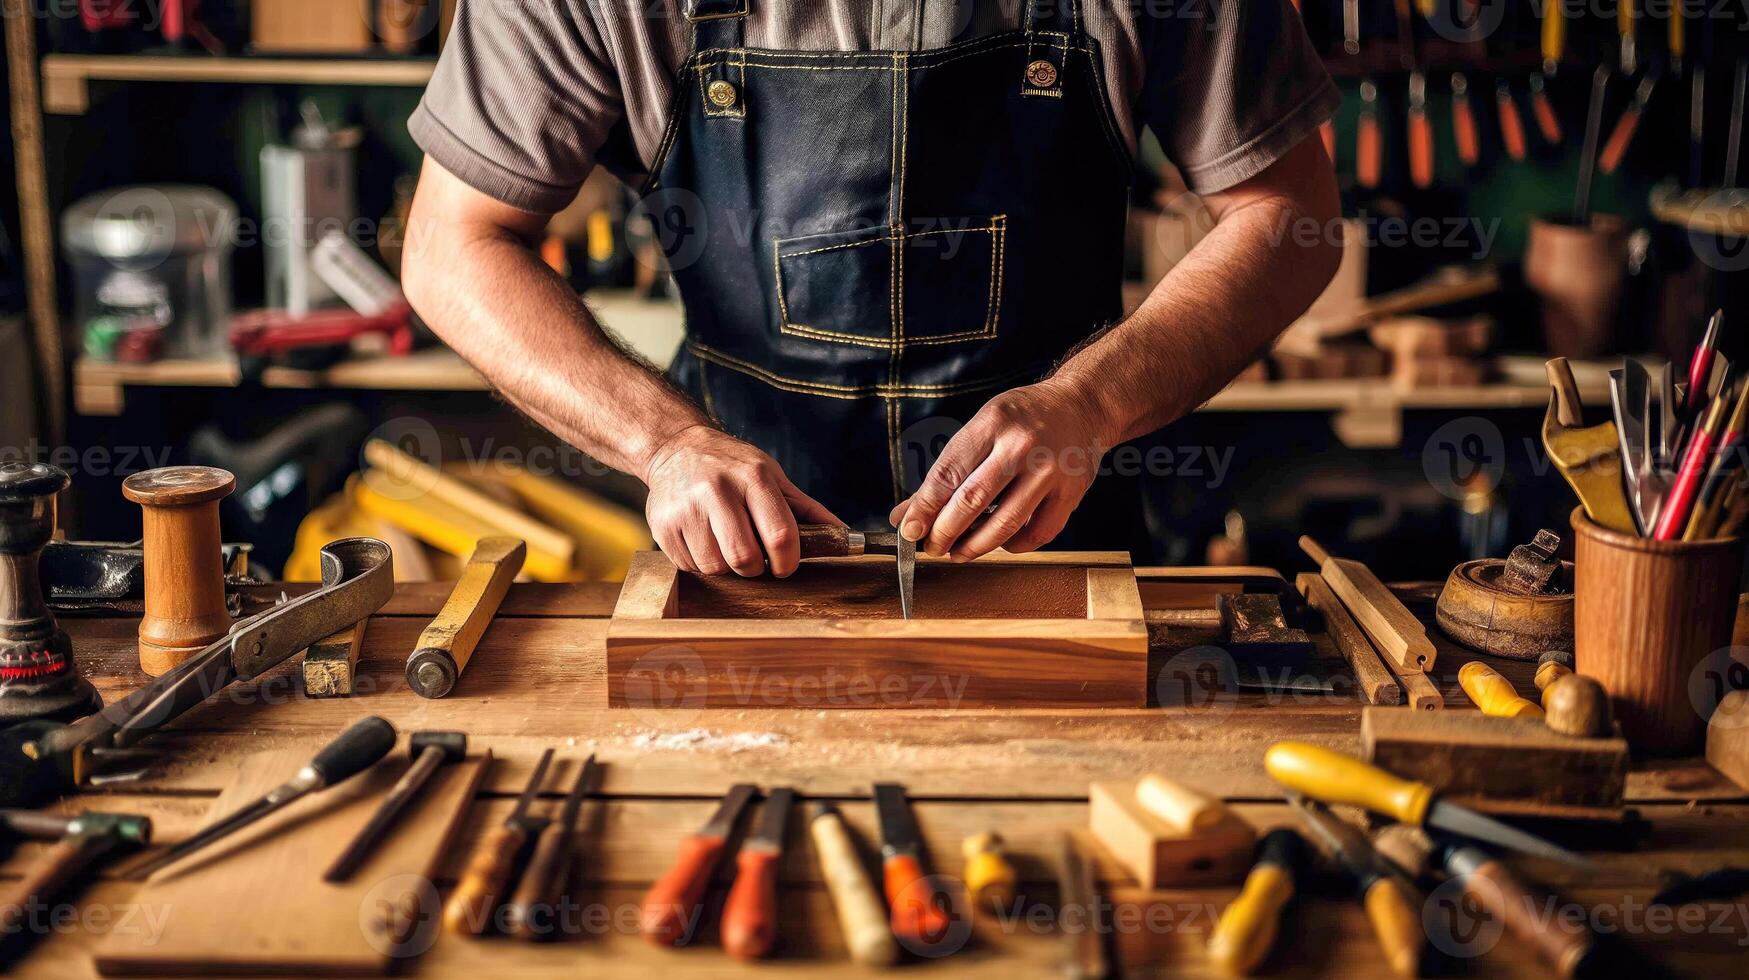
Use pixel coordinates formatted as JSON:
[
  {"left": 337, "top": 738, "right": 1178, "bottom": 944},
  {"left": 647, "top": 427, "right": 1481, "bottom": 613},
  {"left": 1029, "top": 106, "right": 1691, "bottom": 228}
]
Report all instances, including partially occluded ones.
[
  {"left": 721, "top": 787, "right": 796, "bottom": 960},
  {"left": 875, "top": 782, "right": 953, "bottom": 949},
  {"left": 640, "top": 783, "right": 758, "bottom": 946}
]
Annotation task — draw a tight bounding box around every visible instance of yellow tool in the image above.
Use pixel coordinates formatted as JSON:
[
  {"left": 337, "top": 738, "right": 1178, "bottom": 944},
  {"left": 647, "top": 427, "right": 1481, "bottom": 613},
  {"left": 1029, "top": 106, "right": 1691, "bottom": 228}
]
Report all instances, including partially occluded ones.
[
  {"left": 1457, "top": 662, "right": 1544, "bottom": 719},
  {"left": 1618, "top": 0, "right": 1637, "bottom": 74},
  {"left": 1543, "top": 358, "right": 1636, "bottom": 534},
  {"left": 1541, "top": 0, "right": 1565, "bottom": 74},
  {"left": 1534, "top": 649, "right": 1575, "bottom": 704},
  {"left": 1264, "top": 742, "right": 1595, "bottom": 868},
  {"left": 1135, "top": 774, "right": 1226, "bottom": 833},
  {"left": 1291, "top": 798, "right": 1424, "bottom": 978},
  {"left": 404, "top": 535, "right": 526, "bottom": 698},
  {"left": 1206, "top": 828, "right": 1305, "bottom": 977},
  {"left": 961, "top": 831, "right": 1018, "bottom": 916}
]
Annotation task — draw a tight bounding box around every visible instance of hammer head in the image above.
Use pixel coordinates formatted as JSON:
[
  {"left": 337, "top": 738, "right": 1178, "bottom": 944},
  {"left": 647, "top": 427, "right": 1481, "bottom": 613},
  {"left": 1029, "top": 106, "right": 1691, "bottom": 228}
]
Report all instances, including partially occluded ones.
[
  {"left": 410, "top": 731, "right": 467, "bottom": 762},
  {"left": 70, "top": 811, "right": 152, "bottom": 846}
]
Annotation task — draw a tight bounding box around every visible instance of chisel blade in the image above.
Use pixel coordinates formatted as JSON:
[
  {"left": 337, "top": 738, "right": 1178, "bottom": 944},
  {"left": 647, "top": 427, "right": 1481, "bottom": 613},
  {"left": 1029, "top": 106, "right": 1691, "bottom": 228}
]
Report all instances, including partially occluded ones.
[
  {"left": 744, "top": 787, "right": 796, "bottom": 855},
  {"left": 873, "top": 783, "right": 924, "bottom": 858},
  {"left": 701, "top": 783, "right": 759, "bottom": 839},
  {"left": 865, "top": 533, "right": 916, "bottom": 619},
  {"left": 1428, "top": 800, "right": 1597, "bottom": 869}
]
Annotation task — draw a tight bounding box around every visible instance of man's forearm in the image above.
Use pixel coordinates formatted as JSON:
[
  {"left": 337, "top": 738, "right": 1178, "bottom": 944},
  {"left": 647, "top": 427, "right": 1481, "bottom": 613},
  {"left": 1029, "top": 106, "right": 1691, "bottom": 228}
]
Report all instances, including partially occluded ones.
[
  {"left": 1053, "top": 177, "right": 1340, "bottom": 447},
  {"left": 404, "top": 223, "right": 708, "bottom": 480}
]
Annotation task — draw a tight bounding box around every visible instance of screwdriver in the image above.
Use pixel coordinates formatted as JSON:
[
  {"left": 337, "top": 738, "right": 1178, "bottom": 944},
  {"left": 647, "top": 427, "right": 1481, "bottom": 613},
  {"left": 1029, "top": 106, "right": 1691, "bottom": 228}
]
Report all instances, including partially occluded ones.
[
  {"left": 874, "top": 782, "right": 953, "bottom": 949},
  {"left": 1205, "top": 828, "right": 1306, "bottom": 977},
  {"left": 721, "top": 787, "right": 796, "bottom": 960},
  {"left": 126, "top": 716, "right": 395, "bottom": 880},
  {"left": 640, "top": 783, "right": 758, "bottom": 946},
  {"left": 1436, "top": 838, "right": 1601, "bottom": 978},
  {"left": 506, "top": 754, "right": 599, "bottom": 941},
  {"left": 443, "top": 747, "right": 555, "bottom": 935},
  {"left": 1263, "top": 742, "right": 1596, "bottom": 868},
  {"left": 1292, "top": 796, "right": 1425, "bottom": 978}
]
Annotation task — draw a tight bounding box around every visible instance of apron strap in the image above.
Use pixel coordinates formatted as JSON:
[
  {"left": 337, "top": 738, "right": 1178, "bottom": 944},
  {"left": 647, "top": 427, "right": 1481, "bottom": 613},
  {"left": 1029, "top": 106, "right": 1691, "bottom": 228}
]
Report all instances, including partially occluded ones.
[
  {"left": 1021, "top": 0, "right": 1081, "bottom": 98},
  {"left": 687, "top": 0, "right": 748, "bottom": 118}
]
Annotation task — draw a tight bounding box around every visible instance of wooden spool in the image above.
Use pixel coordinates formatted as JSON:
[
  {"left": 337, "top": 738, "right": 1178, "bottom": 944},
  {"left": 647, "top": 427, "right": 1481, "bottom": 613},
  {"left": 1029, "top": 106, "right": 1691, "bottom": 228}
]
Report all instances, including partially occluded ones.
[
  {"left": 122, "top": 466, "right": 235, "bottom": 677},
  {"left": 1434, "top": 559, "right": 1574, "bottom": 660},
  {"left": 1572, "top": 507, "right": 1745, "bottom": 755}
]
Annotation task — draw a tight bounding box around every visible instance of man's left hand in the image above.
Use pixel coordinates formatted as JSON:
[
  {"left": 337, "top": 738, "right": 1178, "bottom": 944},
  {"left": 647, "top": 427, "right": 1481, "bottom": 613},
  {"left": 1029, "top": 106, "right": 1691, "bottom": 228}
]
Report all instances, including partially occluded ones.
[{"left": 889, "top": 379, "right": 1110, "bottom": 561}]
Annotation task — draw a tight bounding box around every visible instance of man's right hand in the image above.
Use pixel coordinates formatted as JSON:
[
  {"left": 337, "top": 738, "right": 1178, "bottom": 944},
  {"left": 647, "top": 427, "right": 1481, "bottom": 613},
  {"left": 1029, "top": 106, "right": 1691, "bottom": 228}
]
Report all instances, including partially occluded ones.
[{"left": 641, "top": 425, "right": 842, "bottom": 577}]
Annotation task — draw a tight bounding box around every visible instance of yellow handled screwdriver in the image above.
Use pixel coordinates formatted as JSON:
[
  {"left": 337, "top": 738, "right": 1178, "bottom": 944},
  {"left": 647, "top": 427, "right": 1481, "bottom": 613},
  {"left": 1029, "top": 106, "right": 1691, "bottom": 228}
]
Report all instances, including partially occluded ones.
[
  {"left": 1292, "top": 796, "right": 1424, "bottom": 978},
  {"left": 1264, "top": 742, "right": 1595, "bottom": 869},
  {"left": 1206, "top": 828, "right": 1306, "bottom": 977}
]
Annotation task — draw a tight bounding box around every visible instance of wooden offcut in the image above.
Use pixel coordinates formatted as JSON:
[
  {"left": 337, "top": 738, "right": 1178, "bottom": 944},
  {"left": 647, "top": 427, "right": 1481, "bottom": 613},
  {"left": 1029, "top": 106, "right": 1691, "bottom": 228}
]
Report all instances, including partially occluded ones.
[
  {"left": 605, "top": 551, "right": 1149, "bottom": 708},
  {"left": 1087, "top": 780, "right": 1255, "bottom": 889},
  {"left": 1295, "top": 572, "right": 1402, "bottom": 705},
  {"left": 1707, "top": 690, "right": 1749, "bottom": 792},
  {"left": 1362, "top": 707, "right": 1627, "bottom": 814},
  {"left": 97, "top": 747, "right": 487, "bottom": 974},
  {"left": 1300, "top": 537, "right": 1438, "bottom": 672},
  {"left": 301, "top": 621, "right": 366, "bottom": 698}
]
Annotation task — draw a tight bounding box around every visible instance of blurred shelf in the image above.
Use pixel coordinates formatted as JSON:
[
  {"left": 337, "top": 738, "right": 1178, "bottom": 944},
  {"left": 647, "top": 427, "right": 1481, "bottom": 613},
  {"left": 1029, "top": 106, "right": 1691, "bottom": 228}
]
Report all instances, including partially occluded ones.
[{"left": 41, "top": 54, "right": 437, "bottom": 114}]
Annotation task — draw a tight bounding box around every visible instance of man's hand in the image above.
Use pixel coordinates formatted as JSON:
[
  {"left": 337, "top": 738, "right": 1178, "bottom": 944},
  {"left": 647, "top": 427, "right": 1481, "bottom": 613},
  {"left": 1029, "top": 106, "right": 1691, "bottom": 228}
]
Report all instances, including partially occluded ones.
[
  {"left": 643, "top": 424, "right": 842, "bottom": 577},
  {"left": 889, "top": 380, "right": 1109, "bottom": 561}
]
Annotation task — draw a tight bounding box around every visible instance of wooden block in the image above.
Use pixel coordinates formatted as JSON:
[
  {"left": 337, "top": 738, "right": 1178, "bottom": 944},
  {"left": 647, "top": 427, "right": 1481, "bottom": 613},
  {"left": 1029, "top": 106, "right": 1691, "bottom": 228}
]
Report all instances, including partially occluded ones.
[
  {"left": 1384, "top": 655, "right": 1444, "bottom": 710},
  {"left": 1367, "top": 315, "right": 1493, "bottom": 357},
  {"left": 301, "top": 622, "right": 365, "bottom": 698},
  {"left": 605, "top": 551, "right": 1150, "bottom": 708},
  {"left": 251, "top": 0, "right": 372, "bottom": 52},
  {"left": 1706, "top": 689, "right": 1749, "bottom": 792},
  {"left": 1362, "top": 707, "right": 1627, "bottom": 811},
  {"left": 1391, "top": 353, "right": 1488, "bottom": 389},
  {"left": 1319, "top": 557, "right": 1438, "bottom": 672},
  {"left": 1088, "top": 781, "right": 1255, "bottom": 889},
  {"left": 97, "top": 746, "right": 488, "bottom": 974},
  {"left": 1296, "top": 573, "right": 1401, "bottom": 705}
]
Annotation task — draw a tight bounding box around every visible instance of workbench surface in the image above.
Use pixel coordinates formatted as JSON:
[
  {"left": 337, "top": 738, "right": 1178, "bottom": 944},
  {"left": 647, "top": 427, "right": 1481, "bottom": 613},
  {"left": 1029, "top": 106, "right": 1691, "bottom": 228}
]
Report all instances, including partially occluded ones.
[{"left": 9, "top": 579, "right": 1749, "bottom": 978}]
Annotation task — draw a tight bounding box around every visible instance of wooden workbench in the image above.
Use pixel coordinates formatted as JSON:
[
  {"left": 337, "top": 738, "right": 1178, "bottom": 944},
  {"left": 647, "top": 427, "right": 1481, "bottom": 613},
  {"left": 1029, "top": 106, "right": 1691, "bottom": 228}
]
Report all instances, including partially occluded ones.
[{"left": 7, "top": 578, "right": 1749, "bottom": 978}]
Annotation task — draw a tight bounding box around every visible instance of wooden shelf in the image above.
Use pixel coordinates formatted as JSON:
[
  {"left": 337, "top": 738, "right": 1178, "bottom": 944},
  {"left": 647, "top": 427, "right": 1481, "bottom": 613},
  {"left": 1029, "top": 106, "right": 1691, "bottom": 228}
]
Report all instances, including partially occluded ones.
[{"left": 41, "top": 54, "right": 436, "bottom": 114}]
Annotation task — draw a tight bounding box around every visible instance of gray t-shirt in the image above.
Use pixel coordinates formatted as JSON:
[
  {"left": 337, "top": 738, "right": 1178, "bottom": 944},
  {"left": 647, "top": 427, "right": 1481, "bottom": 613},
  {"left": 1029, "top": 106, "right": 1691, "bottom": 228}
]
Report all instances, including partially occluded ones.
[{"left": 410, "top": 0, "right": 1339, "bottom": 214}]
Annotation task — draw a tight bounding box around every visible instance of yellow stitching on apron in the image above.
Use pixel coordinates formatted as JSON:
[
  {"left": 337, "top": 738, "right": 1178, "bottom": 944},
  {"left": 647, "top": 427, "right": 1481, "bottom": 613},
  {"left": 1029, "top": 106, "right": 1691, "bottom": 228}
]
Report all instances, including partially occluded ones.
[
  {"left": 685, "top": 341, "right": 1041, "bottom": 399},
  {"left": 887, "top": 50, "right": 903, "bottom": 503},
  {"left": 695, "top": 40, "right": 1086, "bottom": 74},
  {"left": 694, "top": 29, "right": 1025, "bottom": 65}
]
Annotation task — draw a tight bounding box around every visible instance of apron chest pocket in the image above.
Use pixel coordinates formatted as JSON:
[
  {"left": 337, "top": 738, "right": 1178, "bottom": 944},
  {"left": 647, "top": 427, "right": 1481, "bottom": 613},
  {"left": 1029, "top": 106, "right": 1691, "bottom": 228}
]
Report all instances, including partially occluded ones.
[{"left": 774, "top": 215, "right": 1006, "bottom": 348}]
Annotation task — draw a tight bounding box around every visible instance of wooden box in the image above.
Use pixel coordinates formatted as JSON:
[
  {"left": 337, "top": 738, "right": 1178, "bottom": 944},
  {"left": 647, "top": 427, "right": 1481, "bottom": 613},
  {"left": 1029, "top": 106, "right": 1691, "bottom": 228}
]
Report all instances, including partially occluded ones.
[
  {"left": 605, "top": 550, "right": 1149, "bottom": 708},
  {"left": 1087, "top": 781, "right": 1256, "bottom": 888}
]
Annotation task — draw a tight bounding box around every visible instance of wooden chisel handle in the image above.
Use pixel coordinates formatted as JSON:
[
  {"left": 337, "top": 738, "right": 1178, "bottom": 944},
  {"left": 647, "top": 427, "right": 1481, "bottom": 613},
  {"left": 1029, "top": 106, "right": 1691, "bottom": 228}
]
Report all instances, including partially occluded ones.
[
  {"left": 1362, "top": 876, "right": 1425, "bottom": 978},
  {"left": 797, "top": 523, "right": 857, "bottom": 559},
  {"left": 506, "top": 822, "right": 573, "bottom": 941},
  {"left": 406, "top": 535, "right": 525, "bottom": 698},
  {"left": 443, "top": 824, "right": 528, "bottom": 935},
  {"left": 640, "top": 834, "right": 727, "bottom": 946},
  {"left": 1446, "top": 847, "right": 1595, "bottom": 978},
  {"left": 0, "top": 835, "right": 115, "bottom": 939},
  {"left": 884, "top": 853, "right": 951, "bottom": 947},
  {"left": 809, "top": 808, "right": 898, "bottom": 966},
  {"left": 1264, "top": 742, "right": 1435, "bottom": 827},
  {"left": 1457, "top": 662, "right": 1544, "bottom": 719},
  {"left": 721, "top": 847, "right": 781, "bottom": 960}
]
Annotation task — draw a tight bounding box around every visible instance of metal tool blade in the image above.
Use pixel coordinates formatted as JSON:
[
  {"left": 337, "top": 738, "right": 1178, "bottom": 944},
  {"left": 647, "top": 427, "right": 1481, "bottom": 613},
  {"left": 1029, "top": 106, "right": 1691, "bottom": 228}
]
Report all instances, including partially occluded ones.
[
  {"left": 1609, "top": 369, "right": 1646, "bottom": 534},
  {"left": 555, "top": 754, "right": 600, "bottom": 831},
  {"left": 1290, "top": 795, "right": 1393, "bottom": 883},
  {"left": 508, "top": 748, "right": 556, "bottom": 828},
  {"left": 897, "top": 536, "right": 915, "bottom": 620},
  {"left": 1427, "top": 800, "right": 1597, "bottom": 869},
  {"left": 744, "top": 787, "right": 796, "bottom": 854},
  {"left": 873, "top": 783, "right": 923, "bottom": 858},
  {"left": 701, "top": 783, "right": 759, "bottom": 839}
]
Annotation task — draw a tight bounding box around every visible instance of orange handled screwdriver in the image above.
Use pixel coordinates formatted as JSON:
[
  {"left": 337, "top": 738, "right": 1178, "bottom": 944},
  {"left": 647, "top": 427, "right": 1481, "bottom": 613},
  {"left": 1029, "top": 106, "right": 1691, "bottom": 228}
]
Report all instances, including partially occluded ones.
[
  {"left": 640, "top": 783, "right": 758, "bottom": 946},
  {"left": 721, "top": 787, "right": 795, "bottom": 960},
  {"left": 875, "top": 782, "right": 953, "bottom": 949},
  {"left": 1497, "top": 82, "right": 1527, "bottom": 161}
]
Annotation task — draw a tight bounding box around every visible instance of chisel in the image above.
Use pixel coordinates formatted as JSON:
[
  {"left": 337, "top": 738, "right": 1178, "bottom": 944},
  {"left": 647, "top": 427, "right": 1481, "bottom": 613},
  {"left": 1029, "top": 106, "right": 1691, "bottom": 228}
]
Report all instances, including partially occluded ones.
[
  {"left": 640, "top": 783, "right": 758, "bottom": 946},
  {"left": 874, "top": 783, "right": 952, "bottom": 948},
  {"left": 1206, "top": 828, "right": 1306, "bottom": 977},
  {"left": 1264, "top": 742, "right": 1596, "bottom": 868},
  {"left": 1292, "top": 797, "right": 1424, "bottom": 978},
  {"left": 1457, "top": 661, "right": 1544, "bottom": 719},
  {"left": 1436, "top": 839, "right": 1601, "bottom": 978},
  {"left": 721, "top": 787, "right": 796, "bottom": 960},
  {"left": 808, "top": 802, "right": 899, "bottom": 966},
  {"left": 507, "top": 754, "right": 599, "bottom": 941},
  {"left": 1058, "top": 832, "right": 1109, "bottom": 980},
  {"left": 443, "top": 748, "right": 554, "bottom": 935},
  {"left": 798, "top": 525, "right": 916, "bottom": 619},
  {"left": 126, "top": 716, "right": 396, "bottom": 880},
  {"left": 325, "top": 731, "right": 471, "bottom": 883}
]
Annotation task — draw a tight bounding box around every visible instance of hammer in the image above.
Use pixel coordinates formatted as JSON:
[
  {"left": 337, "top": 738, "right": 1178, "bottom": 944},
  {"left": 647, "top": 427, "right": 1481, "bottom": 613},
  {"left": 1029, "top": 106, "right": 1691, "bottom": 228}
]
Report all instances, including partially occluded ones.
[
  {"left": 0, "top": 810, "right": 150, "bottom": 961},
  {"left": 324, "top": 731, "right": 470, "bottom": 882}
]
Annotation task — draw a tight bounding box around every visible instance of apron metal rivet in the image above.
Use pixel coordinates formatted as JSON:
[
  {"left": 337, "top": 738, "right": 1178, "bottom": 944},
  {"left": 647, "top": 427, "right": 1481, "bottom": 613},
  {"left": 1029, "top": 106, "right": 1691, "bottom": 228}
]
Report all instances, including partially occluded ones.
[
  {"left": 707, "top": 80, "right": 739, "bottom": 107},
  {"left": 1025, "top": 59, "right": 1058, "bottom": 88}
]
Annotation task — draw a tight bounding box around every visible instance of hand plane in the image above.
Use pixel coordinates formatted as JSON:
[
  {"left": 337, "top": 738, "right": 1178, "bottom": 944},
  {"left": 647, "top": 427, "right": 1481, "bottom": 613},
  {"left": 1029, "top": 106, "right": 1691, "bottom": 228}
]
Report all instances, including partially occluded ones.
[{"left": 796, "top": 524, "right": 916, "bottom": 619}]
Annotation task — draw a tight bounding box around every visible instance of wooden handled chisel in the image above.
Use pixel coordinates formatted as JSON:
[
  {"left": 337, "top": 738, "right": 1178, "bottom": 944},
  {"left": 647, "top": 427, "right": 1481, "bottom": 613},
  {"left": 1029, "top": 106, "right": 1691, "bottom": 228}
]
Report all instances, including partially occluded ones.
[
  {"left": 507, "top": 754, "right": 599, "bottom": 940},
  {"left": 1206, "top": 828, "right": 1307, "bottom": 976},
  {"left": 874, "top": 783, "right": 952, "bottom": 949},
  {"left": 640, "top": 783, "right": 758, "bottom": 946},
  {"left": 404, "top": 535, "right": 525, "bottom": 698},
  {"left": 1292, "top": 797, "right": 1425, "bottom": 978},
  {"left": 798, "top": 524, "right": 916, "bottom": 619},
  {"left": 1457, "top": 662, "right": 1544, "bottom": 719},
  {"left": 809, "top": 802, "right": 899, "bottom": 966},
  {"left": 721, "top": 787, "right": 796, "bottom": 960},
  {"left": 1265, "top": 742, "right": 1595, "bottom": 868},
  {"left": 444, "top": 747, "right": 554, "bottom": 935}
]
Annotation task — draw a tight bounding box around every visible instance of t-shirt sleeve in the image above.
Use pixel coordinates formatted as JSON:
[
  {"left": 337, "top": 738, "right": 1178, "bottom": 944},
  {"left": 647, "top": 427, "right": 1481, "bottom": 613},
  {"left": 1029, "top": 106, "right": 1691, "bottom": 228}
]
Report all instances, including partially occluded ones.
[
  {"left": 1136, "top": 1, "right": 1339, "bottom": 194},
  {"left": 408, "top": 0, "right": 621, "bottom": 213}
]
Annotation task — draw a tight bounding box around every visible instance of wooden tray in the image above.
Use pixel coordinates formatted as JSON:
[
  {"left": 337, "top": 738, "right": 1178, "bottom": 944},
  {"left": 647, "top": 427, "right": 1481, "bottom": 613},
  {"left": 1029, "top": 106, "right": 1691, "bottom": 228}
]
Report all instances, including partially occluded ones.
[{"left": 605, "top": 550, "right": 1149, "bottom": 708}]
